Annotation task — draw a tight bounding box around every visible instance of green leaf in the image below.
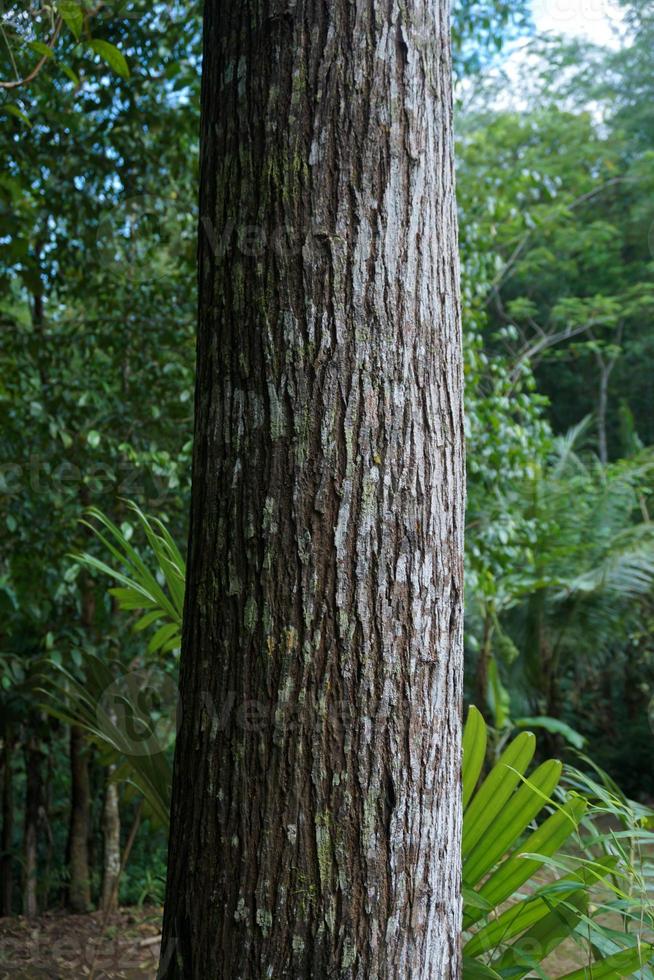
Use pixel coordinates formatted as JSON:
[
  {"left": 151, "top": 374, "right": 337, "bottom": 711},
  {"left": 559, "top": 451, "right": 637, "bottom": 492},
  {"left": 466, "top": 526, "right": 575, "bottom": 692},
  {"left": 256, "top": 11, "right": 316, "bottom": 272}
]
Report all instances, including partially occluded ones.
[
  {"left": 514, "top": 716, "right": 586, "bottom": 750},
  {"left": 59, "top": 64, "right": 79, "bottom": 85},
  {"left": 2, "top": 104, "right": 31, "bottom": 127},
  {"left": 469, "top": 796, "right": 588, "bottom": 923},
  {"left": 462, "top": 959, "right": 502, "bottom": 979},
  {"left": 493, "top": 890, "right": 588, "bottom": 977},
  {"left": 462, "top": 731, "right": 536, "bottom": 857},
  {"left": 147, "top": 621, "right": 181, "bottom": 654},
  {"left": 88, "top": 39, "right": 130, "bottom": 79},
  {"left": 133, "top": 610, "right": 166, "bottom": 633},
  {"left": 558, "top": 942, "right": 654, "bottom": 978},
  {"left": 487, "top": 657, "right": 510, "bottom": 728},
  {"left": 87, "top": 429, "right": 101, "bottom": 447},
  {"left": 463, "top": 759, "right": 562, "bottom": 887},
  {"left": 462, "top": 705, "right": 487, "bottom": 809},
  {"left": 464, "top": 858, "right": 618, "bottom": 960},
  {"left": 58, "top": 1, "right": 83, "bottom": 40},
  {"left": 28, "top": 40, "right": 55, "bottom": 59}
]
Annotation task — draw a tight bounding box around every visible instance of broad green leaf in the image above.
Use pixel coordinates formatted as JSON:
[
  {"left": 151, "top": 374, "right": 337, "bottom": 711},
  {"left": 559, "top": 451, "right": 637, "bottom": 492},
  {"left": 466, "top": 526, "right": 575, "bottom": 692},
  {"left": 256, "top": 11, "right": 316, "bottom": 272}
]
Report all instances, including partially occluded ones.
[
  {"left": 487, "top": 657, "right": 510, "bottom": 728},
  {"left": 492, "top": 890, "right": 588, "bottom": 977},
  {"left": 469, "top": 797, "right": 587, "bottom": 922},
  {"left": 88, "top": 39, "right": 130, "bottom": 79},
  {"left": 59, "top": 63, "right": 79, "bottom": 84},
  {"left": 464, "top": 858, "right": 618, "bottom": 959},
  {"left": 558, "top": 942, "right": 654, "bottom": 978},
  {"left": 58, "top": 1, "right": 83, "bottom": 39},
  {"left": 462, "top": 959, "right": 502, "bottom": 979},
  {"left": 148, "top": 621, "right": 181, "bottom": 654},
  {"left": 28, "top": 40, "right": 55, "bottom": 59},
  {"left": 463, "top": 759, "right": 562, "bottom": 886},
  {"left": 2, "top": 104, "right": 31, "bottom": 127},
  {"left": 462, "top": 731, "right": 536, "bottom": 856},
  {"left": 514, "top": 716, "right": 586, "bottom": 750},
  {"left": 134, "top": 610, "right": 166, "bottom": 633},
  {"left": 462, "top": 705, "right": 487, "bottom": 809}
]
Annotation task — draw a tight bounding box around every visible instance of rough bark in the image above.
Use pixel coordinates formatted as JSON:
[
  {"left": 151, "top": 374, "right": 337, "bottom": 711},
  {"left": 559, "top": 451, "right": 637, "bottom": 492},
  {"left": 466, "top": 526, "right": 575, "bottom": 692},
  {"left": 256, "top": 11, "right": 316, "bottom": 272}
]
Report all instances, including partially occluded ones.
[
  {"left": 23, "top": 737, "right": 43, "bottom": 917},
  {"left": 100, "top": 767, "right": 121, "bottom": 912},
  {"left": 160, "top": 0, "right": 464, "bottom": 977},
  {"left": 0, "top": 724, "right": 14, "bottom": 917}
]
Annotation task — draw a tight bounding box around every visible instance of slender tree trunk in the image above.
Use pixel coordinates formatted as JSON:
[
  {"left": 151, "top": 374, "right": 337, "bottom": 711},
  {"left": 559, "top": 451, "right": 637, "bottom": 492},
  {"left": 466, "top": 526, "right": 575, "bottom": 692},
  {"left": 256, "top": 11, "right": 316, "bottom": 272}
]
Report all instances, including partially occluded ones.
[
  {"left": 596, "top": 353, "right": 611, "bottom": 466},
  {"left": 67, "top": 573, "right": 94, "bottom": 912},
  {"left": 67, "top": 725, "right": 91, "bottom": 912},
  {"left": 0, "top": 723, "right": 14, "bottom": 917},
  {"left": 42, "top": 747, "right": 55, "bottom": 912},
  {"left": 160, "top": 1, "right": 464, "bottom": 977},
  {"left": 100, "top": 768, "right": 121, "bottom": 912},
  {"left": 23, "top": 737, "right": 43, "bottom": 917}
]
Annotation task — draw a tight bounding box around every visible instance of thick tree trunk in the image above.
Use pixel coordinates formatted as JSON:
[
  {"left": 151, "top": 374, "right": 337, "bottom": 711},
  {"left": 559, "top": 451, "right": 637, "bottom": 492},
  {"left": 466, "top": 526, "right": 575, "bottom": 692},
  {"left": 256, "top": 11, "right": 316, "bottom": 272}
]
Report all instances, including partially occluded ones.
[
  {"left": 67, "top": 725, "right": 91, "bottom": 912},
  {"left": 0, "top": 723, "right": 14, "bottom": 917},
  {"left": 100, "top": 767, "right": 121, "bottom": 912},
  {"left": 160, "top": 1, "right": 464, "bottom": 977},
  {"left": 23, "top": 737, "right": 43, "bottom": 917}
]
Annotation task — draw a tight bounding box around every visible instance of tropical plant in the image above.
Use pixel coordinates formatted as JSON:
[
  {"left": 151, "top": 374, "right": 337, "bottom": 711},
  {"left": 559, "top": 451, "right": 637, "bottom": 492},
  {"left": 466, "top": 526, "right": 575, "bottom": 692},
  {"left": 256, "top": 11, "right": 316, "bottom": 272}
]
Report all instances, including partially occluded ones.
[
  {"left": 39, "top": 503, "right": 185, "bottom": 827},
  {"left": 73, "top": 502, "right": 185, "bottom": 656},
  {"left": 462, "top": 706, "right": 654, "bottom": 978}
]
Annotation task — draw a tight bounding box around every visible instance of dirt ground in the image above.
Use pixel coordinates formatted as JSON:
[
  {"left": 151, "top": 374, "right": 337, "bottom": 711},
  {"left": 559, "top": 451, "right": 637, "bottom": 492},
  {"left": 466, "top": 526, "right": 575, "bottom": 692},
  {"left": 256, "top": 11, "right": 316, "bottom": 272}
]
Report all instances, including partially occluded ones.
[
  {"left": 0, "top": 907, "right": 648, "bottom": 977},
  {"left": 0, "top": 910, "right": 600, "bottom": 979},
  {"left": 0, "top": 907, "right": 162, "bottom": 979}
]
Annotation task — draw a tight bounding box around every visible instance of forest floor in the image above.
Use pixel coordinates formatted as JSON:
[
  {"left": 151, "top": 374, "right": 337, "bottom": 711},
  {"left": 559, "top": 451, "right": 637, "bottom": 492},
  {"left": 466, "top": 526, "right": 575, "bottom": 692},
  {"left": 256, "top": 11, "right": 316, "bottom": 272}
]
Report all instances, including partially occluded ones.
[
  {"left": 0, "top": 905, "right": 648, "bottom": 977},
  {"left": 0, "top": 908, "right": 595, "bottom": 979},
  {"left": 0, "top": 906, "right": 162, "bottom": 979},
  {"left": 0, "top": 904, "right": 582, "bottom": 979}
]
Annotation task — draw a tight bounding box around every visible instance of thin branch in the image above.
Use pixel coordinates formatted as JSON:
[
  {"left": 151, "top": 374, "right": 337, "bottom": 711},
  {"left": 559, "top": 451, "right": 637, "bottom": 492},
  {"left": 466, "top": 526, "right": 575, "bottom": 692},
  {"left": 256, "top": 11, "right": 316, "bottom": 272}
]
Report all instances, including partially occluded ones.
[
  {"left": 487, "top": 176, "right": 641, "bottom": 298},
  {"left": 509, "top": 318, "right": 607, "bottom": 387},
  {"left": 0, "top": 16, "right": 63, "bottom": 90}
]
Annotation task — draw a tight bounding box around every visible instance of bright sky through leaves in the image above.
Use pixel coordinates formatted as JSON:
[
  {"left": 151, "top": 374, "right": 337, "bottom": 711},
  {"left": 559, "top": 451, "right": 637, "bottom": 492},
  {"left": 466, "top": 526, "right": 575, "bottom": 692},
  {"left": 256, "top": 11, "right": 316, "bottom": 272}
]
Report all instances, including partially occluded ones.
[{"left": 531, "top": 0, "right": 625, "bottom": 46}]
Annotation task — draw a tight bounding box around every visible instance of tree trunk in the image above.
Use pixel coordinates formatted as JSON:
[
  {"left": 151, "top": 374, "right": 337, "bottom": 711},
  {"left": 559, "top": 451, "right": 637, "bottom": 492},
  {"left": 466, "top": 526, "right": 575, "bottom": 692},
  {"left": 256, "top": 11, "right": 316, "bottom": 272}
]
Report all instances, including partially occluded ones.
[
  {"left": 0, "top": 723, "right": 14, "bottom": 917},
  {"left": 100, "top": 767, "right": 121, "bottom": 912},
  {"left": 67, "top": 573, "right": 94, "bottom": 912},
  {"left": 160, "top": 1, "right": 464, "bottom": 977},
  {"left": 67, "top": 725, "right": 91, "bottom": 912},
  {"left": 23, "top": 737, "right": 43, "bottom": 917}
]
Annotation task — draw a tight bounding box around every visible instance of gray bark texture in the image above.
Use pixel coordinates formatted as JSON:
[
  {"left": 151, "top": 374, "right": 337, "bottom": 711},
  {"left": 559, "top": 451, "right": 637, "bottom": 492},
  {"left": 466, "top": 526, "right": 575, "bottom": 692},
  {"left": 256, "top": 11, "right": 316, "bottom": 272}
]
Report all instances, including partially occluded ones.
[
  {"left": 160, "top": 0, "right": 465, "bottom": 977},
  {"left": 100, "top": 767, "right": 121, "bottom": 912}
]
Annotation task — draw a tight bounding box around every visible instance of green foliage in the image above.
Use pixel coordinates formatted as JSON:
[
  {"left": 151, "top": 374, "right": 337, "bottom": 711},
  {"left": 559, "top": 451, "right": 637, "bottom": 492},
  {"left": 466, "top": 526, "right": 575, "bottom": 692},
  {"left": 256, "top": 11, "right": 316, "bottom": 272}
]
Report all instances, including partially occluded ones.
[
  {"left": 462, "top": 707, "right": 654, "bottom": 978},
  {"left": 41, "top": 651, "right": 173, "bottom": 828},
  {"left": 39, "top": 504, "right": 185, "bottom": 827},
  {"left": 74, "top": 503, "right": 185, "bottom": 654}
]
